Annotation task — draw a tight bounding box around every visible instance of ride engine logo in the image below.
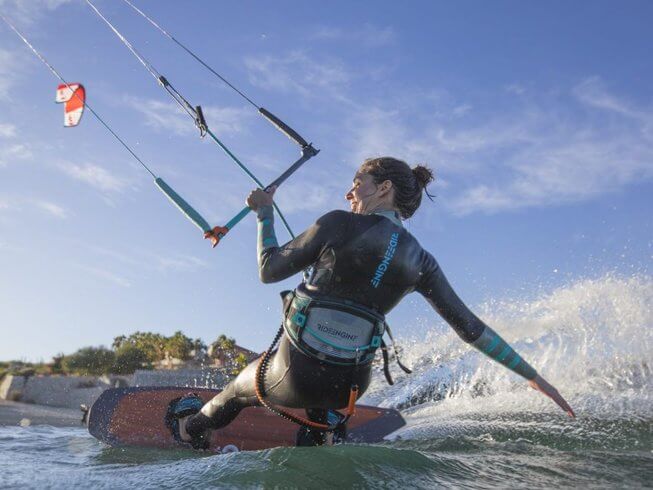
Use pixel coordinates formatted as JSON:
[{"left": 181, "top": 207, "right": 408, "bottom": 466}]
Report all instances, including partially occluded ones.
[
  {"left": 317, "top": 323, "right": 359, "bottom": 341},
  {"left": 371, "top": 232, "right": 400, "bottom": 288}
]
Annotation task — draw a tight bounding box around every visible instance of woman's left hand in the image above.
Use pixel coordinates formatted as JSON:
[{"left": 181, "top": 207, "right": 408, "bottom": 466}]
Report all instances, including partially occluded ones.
[
  {"left": 528, "top": 374, "right": 576, "bottom": 418},
  {"left": 246, "top": 186, "right": 276, "bottom": 211}
]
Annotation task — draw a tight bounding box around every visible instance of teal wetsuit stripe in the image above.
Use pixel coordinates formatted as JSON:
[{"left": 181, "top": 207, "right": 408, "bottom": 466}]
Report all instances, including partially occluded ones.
[
  {"left": 472, "top": 327, "right": 538, "bottom": 380},
  {"left": 257, "top": 205, "right": 279, "bottom": 260},
  {"left": 484, "top": 335, "right": 501, "bottom": 355},
  {"left": 496, "top": 344, "right": 513, "bottom": 362},
  {"left": 508, "top": 355, "right": 522, "bottom": 370}
]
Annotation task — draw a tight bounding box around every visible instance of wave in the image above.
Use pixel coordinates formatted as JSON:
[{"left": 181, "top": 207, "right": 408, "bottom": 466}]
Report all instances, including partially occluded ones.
[
  {"left": 361, "top": 274, "right": 652, "bottom": 439},
  {"left": 1, "top": 275, "right": 650, "bottom": 488}
]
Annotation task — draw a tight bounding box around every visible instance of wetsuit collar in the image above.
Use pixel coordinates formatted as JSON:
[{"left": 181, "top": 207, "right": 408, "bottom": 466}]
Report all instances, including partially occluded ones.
[{"left": 372, "top": 209, "right": 403, "bottom": 227}]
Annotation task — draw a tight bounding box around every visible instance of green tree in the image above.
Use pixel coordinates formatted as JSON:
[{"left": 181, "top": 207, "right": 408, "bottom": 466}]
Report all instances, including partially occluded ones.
[
  {"left": 112, "top": 344, "right": 150, "bottom": 374},
  {"left": 51, "top": 353, "right": 65, "bottom": 374},
  {"left": 120, "top": 332, "right": 167, "bottom": 362},
  {"left": 209, "top": 335, "right": 237, "bottom": 366},
  {"left": 231, "top": 353, "right": 249, "bottom": 375},
  {"left": 191, "top": 338, "right": 207, "bottom": 359},
  {"left": 216, "top": 334, "right": 236, "bottom": 350},
  {"left": 112, "top": 335, "right": 127, "bottom": 351},
  {"left": 165, "top": 331, "right": 194, "bottom": 360},
  {"left": 62, "top": 346, "right": 116, "bottom": 375}
]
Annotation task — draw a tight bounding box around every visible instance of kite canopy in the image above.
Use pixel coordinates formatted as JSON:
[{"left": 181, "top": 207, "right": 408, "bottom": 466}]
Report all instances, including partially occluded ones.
[{"left": 55, "top": 83, "right": 85, "bottom": 127}]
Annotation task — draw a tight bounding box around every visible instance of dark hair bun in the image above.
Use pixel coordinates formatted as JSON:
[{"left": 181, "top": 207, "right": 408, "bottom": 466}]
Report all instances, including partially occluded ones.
[{"left": 412, "top": 165, "right": 434, "bottom": 189}]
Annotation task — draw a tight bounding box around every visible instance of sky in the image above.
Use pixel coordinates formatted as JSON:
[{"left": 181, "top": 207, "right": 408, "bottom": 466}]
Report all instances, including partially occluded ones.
[{"left": 0, "top": 0, "right": 651, "bottom": 362}]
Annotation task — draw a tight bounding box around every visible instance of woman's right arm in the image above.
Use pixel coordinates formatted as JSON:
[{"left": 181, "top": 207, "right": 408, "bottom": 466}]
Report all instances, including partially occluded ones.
[{"left": 255, "top": 207, "right": 349, "bottom": 284}]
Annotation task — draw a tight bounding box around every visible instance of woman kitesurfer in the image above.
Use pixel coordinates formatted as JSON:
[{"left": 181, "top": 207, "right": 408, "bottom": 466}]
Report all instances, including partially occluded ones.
[{"left": 169, "top": 156, "right": 575, "bottom": 449}]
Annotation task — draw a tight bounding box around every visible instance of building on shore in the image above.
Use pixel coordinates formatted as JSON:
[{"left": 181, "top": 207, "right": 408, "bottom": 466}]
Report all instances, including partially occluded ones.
[{"left": 154, "top": 342, "right": 259, "bottom": 370}]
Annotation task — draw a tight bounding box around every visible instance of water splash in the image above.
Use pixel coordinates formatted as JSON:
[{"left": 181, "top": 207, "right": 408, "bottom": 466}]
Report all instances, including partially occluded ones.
[
  {"left": 1, "top": 274, "right": 650, "bottom": 488},
  {"left": 363, "top": 274, "right": 652, "bottom": 437}
]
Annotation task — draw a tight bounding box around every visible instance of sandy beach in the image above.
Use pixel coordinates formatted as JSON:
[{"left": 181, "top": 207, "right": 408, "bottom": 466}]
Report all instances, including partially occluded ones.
[{"left": 0, "top": 399, "right": 83, "bottom": 427}]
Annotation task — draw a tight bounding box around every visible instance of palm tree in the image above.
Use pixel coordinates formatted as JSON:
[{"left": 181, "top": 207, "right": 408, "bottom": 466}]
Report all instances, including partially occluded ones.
[{"left": 209, "top": 335, "right": 237, "bottom": 367}]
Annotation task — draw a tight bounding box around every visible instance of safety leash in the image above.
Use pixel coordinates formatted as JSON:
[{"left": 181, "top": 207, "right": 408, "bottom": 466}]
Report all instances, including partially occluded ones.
[{"left": 254, "top": 325, "right": 357, "bottom": 432}]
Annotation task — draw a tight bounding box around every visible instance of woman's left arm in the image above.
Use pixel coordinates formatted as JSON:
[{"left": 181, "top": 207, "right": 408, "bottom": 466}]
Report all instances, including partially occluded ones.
[{"left": 416, "top": 250, "right": 575, "bottom": 417}]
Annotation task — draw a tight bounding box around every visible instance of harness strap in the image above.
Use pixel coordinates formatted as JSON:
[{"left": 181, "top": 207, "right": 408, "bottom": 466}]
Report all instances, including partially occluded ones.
[
  {"left": 385, "top": 323, "right": 413, "bottom": 375},
  {"left": 381, "top": 339, "right": 394, "bottom": 385}
]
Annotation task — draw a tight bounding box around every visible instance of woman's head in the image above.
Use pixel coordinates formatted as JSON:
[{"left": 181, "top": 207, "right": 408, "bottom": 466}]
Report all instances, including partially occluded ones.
[{"left": 346, "top": 157, "right": 434, "bottom": 219}]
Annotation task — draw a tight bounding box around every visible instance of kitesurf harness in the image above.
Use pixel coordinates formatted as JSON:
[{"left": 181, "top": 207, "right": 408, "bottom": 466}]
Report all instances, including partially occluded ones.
[
  {"left": 255, "top": 290, "right": 411, "bottom": 432},
  {"left": 282, "top": 290, "right": 385, "bottom": 366}
]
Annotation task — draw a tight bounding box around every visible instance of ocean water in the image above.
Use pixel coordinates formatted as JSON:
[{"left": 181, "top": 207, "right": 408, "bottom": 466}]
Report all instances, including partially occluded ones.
[{"left": 1, "top": 274, "right": 651, "bottom": 489}]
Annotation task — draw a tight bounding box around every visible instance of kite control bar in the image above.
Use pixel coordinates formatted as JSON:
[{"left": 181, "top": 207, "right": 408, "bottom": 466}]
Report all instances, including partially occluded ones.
[
  {"left": 258, "top": 108, "right": 308, "bottom": 148},
  {"left": 205, "top": 143, "right": 319, "bottom": 247}
]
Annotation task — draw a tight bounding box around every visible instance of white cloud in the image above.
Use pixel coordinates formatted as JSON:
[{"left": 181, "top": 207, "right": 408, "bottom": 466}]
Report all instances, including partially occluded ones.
[
  {"left": 274, "top": 181, "right": 332, "bottom": 214},
  {"left": 154, "top": 254, "right": 209, "bottom": 273},
  {"left": 58, "top": 162, "right": 129, "bottom": 193},
  {"left": 89, "top": 245, "right": 209, "bottom": 274},
  {"left": 447, "top": 185, "right": 514, "bottom": 215},
  {"left": 245, "top": 51, "right": 350, "bottom": 101},
  {"left": 448, "top": 98, "right": 653, "bottom": 213},
  {"left": 0, "top": 196, "right": 69, "bottom": 219},
  {"left": 34, "top": 200, "right": 67, "bottom": 219},
  {"left": 346, "top": 78, "right": 653, "bottom": 216},
  {"left": 202, "top": 106, "right": 252, "bottom": 136},
  {"left": 573, "top": 77, "right": 645, "bottom": 120},
  {"left": 78, "top": 265, "right": 131, "bottom": 288},
  {"left": 126, "top": 96, "right": 251, "bottom": 137},
  {"left": 312, "top": 24, "right": 396, "bottom": 48},
  {"left": 127, "top": 98, "right": 193, "bottom": 135},
  {"left": 506, "top": 84, "right": 526, "bottom": 95},
  {"left": 0, "top": 0, "right": 73, "bottom": 26},
  {"left": 0, "top": 143, "right": 32, "bottom": 167},
  {"left": 0, "top": 49, "right": 18, "bottom": 100},
  {"left": 0, "top": 123, "right": 17, "bottom": 138},
  {"left": 1, "top": 2, "right": 73, "bottom": 99},
  {"left": 452, "top": 104, "right": 472, "bottom": 117}
]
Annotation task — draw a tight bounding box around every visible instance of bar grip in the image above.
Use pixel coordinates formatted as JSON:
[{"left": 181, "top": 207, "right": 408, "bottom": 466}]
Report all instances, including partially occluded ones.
[
  {"left": 259, "top": 107, "right": 309, "bottom": 148},
  {"left": 155, "top": 177, "right": 212, "bottom": 233}
]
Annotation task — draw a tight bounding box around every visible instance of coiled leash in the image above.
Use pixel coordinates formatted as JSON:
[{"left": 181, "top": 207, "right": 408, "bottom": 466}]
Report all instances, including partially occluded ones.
[{"left": 254, "top": 325, "right": 358, "bottom": 432}]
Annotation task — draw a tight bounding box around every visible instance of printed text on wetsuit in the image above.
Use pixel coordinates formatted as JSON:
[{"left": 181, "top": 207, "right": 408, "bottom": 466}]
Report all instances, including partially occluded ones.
[{"left": 371, "top": 232, "right": 400, "bottom": 288}]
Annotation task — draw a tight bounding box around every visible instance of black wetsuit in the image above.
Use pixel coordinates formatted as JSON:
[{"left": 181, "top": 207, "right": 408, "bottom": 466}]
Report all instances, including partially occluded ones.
[{"left": 186, "top": 208, "right": 536, "bottom": 440}]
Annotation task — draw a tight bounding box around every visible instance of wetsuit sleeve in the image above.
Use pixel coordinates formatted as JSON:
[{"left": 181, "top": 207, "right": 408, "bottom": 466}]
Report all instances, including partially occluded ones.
[
  {"left": 256, "top": 207, "right": 348, "bottom": 284},
  {"left": 416, "top": 250, "right": 537, "bottom": 380},
  {"left": 257, "top": 205, "right": 279, "bottom": 257}
]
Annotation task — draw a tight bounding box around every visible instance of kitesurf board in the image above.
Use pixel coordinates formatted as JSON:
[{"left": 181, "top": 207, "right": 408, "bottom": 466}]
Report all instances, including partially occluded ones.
[{"left": 88, "top": 387, "right": 405, "bottom": 453}]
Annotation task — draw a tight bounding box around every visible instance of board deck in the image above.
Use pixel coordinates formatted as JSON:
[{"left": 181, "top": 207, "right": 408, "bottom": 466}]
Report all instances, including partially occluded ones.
[{"left": 88, "top": 387, "right": 405, "bottom": 453}]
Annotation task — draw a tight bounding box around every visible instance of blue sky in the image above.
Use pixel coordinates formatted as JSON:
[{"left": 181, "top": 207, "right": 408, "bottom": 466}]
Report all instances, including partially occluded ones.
[{"left": 0, "top": 0, "right": 651, "bottom": 362}]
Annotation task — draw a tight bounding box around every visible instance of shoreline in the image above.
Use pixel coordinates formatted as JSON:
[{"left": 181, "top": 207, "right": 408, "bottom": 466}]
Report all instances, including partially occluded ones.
[{"left": 0, "top": 399, "right": 83, "bottom": 428}]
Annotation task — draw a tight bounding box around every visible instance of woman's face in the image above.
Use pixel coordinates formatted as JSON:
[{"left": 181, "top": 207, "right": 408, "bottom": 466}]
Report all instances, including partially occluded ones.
[{"left": 345, "top": 172, "right": 379, "bottom": 214}]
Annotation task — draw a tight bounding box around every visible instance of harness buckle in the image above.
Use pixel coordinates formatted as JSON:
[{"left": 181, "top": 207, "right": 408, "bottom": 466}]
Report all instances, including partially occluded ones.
[
  {"left": 370, "top": 335, "right": 381, "bottom": 349},
  {"left": 292, "top": 311, "right": 307, "bottom": 328},
  {"left": 354, "top": 347, "right": 362, "bottom": 366}
]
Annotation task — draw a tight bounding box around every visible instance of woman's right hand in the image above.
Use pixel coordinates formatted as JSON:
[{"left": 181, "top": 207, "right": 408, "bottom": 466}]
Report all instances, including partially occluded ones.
[
  {"left": 246, "top": 186, "right": 277, "bottom": 211},
  {"left": 528, "top": 374, "right": 576, "bottom": 418}
]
